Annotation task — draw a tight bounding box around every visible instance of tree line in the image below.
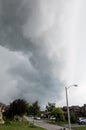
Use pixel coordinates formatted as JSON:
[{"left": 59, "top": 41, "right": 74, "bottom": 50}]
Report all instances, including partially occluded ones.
[
  {"left": 3, "top": 99, "right": 76, "bottom": 123},
  {"left": 4, "top": 99, "right": 40, "bottom": 120}
]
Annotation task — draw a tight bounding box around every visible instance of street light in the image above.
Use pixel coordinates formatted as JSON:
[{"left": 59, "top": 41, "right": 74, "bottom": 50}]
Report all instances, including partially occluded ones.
[{"left": 65, "top": 84, "right": 78, "bottom": 130}]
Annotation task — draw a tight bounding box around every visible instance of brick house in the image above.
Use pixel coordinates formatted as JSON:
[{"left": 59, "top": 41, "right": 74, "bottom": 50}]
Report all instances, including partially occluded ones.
[{"left": 62, "top": 104, "right": 86, "bottom": 119}]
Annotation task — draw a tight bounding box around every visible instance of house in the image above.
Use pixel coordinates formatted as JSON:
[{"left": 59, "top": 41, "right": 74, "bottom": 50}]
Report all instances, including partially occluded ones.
[{"left": 62, "top": 104, "right": 86, "bottom": 119}]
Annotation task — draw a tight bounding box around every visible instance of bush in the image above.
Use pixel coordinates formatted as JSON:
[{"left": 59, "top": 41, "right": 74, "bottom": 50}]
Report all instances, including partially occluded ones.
[
  {"left": 70, "top": 113, "right": 77, "bottom": 123},
  {"left": 5, "top": 120, "right": 11, "bottom": 125}
]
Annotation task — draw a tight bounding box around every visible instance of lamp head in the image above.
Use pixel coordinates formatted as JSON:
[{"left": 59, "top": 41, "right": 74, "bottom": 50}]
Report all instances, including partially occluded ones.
[
  {"left": 66, "top": 84, "right": 78, "bottom": 89},
  {"left": 73, "top": 84, "right": 78, "bottom": 87}
]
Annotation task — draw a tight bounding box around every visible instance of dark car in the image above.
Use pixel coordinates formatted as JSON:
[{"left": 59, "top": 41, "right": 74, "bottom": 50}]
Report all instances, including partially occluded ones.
[{"left": 34, "top": 117, "right": 41, "bottom": 120}]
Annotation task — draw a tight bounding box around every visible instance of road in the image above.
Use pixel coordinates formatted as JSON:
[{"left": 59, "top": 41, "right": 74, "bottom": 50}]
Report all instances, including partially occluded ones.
[{"left": 24, "top": 116, "right": 71, "bottom": 130}]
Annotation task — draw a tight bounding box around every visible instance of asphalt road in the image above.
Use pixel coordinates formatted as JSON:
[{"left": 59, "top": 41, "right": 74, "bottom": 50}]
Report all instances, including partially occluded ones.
[{"left": 24, "top": 116, "right": 71, "bottom": 130}]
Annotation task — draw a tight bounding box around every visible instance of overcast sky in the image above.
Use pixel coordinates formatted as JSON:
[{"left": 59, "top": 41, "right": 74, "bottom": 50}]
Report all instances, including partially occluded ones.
[{"left": 0, "top": 0, "right": 86, "bottom": 108}]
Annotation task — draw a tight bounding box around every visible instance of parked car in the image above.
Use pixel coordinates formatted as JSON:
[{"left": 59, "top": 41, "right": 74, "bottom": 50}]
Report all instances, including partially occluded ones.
[
  {"left": 34, "top": 117, "right": 41, "bottom": 120},
  {"left": 78, "top": 117, "right": 86, "bottom": 125},
  {"left": 50, "top": 116, "right": 56, "bottom": 120}
]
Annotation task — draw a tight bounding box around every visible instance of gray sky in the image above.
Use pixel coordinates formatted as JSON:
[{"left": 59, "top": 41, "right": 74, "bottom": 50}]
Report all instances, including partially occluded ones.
[{"left": 0, "top": 0, "right": 86, "bottom": 107}]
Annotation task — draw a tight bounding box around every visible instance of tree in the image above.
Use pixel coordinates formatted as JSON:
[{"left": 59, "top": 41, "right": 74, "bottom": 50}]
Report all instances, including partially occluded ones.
[
  {"left": 25, "top": 102, "right": 30, "bottom": 115},
  {"left": 70, "top": 112, "right": 77, "bottom": 123},
  {"left": 5, "top": 99, "right": 28, "bottom": 119},
  {"left": 31, "top": 101, "right": 40, "bottom": 117},
  {"left": 45, "top": 102, "right": 56, "bottom": 118},
  {"left": 52, "top": 107, "right": 65, "bottom": 121},
  {"left": 46, "top": 102, "right": 55, "bottom": 112}
]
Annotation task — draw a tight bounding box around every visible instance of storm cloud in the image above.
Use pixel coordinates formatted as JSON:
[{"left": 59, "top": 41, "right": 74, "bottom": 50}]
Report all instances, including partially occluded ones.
[{"left": 0, "top": 0, "right": 81, "bottom": 106}]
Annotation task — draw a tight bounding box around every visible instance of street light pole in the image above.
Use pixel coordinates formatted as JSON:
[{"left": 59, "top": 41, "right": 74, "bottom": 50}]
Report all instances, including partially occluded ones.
[
  {"left": 65, "top": 87, "right": 71, "bottom": 130},
  {"left": 65, "top": 84, "right": 78, "bottom": 130}
]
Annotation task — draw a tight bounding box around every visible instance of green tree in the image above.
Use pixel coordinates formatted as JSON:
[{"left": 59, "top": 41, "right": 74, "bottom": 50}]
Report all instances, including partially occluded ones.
[
  {"left": 46, "top": 102, "right": 55, "bottom": 112},
  {"left": 52, "top": 107, "right": 65, "bottom": 121},
  {"left": 70, "top": 112, "right": 77, "bottom": 123},
  {"left": 31, "top": 101, "right": 40, "bottom": 117},
  {"left": 25, "top": 102, "right": 30, "bottom": 115}
]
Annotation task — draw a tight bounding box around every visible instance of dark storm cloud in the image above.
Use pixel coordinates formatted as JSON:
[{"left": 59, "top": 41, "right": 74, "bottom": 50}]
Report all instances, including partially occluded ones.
[{"left": 0, "top": 0, "right": 75, "bottom": 106}]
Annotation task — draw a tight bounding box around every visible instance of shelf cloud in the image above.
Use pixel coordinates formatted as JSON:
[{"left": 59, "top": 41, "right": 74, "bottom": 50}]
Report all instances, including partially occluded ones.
[{"left": 0, "top": 0, "right": 84, "bottom": 107}]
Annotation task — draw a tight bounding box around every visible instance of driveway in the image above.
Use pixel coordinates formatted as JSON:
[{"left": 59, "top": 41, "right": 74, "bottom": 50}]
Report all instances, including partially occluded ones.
[{"left": 24, "top": 116, "right": 71, "bottom": 130}]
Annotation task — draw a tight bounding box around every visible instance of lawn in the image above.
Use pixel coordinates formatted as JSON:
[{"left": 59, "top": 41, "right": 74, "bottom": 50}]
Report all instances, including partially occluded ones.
[
  {"left": 73, "top": 126, "right": 86, "bottom": 130},
  {"left": 0, "top": 121, "right": 46, "bottom": 130}
]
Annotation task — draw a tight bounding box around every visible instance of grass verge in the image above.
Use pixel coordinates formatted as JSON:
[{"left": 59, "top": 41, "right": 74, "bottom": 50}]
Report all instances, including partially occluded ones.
[
  {"left": 0, "top": 121, "right": 46, "bottom": 130},
  {"left": 73, "top": 126, "right": 86, "bottom": 130}
]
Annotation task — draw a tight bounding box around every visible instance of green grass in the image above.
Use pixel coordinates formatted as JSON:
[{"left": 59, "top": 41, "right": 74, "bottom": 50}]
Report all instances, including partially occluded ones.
[
  {"left": 0, "top": 121, "right": 46, "bottom": 130},
  {"left": 73, "top": 126, "right": 86, "bottom": 130}
]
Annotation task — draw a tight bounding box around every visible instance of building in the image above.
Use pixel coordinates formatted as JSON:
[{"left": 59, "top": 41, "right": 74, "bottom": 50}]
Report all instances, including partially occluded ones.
[{"left": 62, "top": 104, "right": 86, "bottom": 119}]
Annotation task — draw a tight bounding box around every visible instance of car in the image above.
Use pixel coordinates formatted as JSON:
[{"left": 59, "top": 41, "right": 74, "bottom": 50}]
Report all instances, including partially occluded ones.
[
  {"left": 78, "top": 117, "right": 86, "bottom": 125},
  {"left": 50, "top": 116, "right": 56, "bottom": 120},
  {"left": 34, "top": 117, "right": 41, "bottom": 120}
]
